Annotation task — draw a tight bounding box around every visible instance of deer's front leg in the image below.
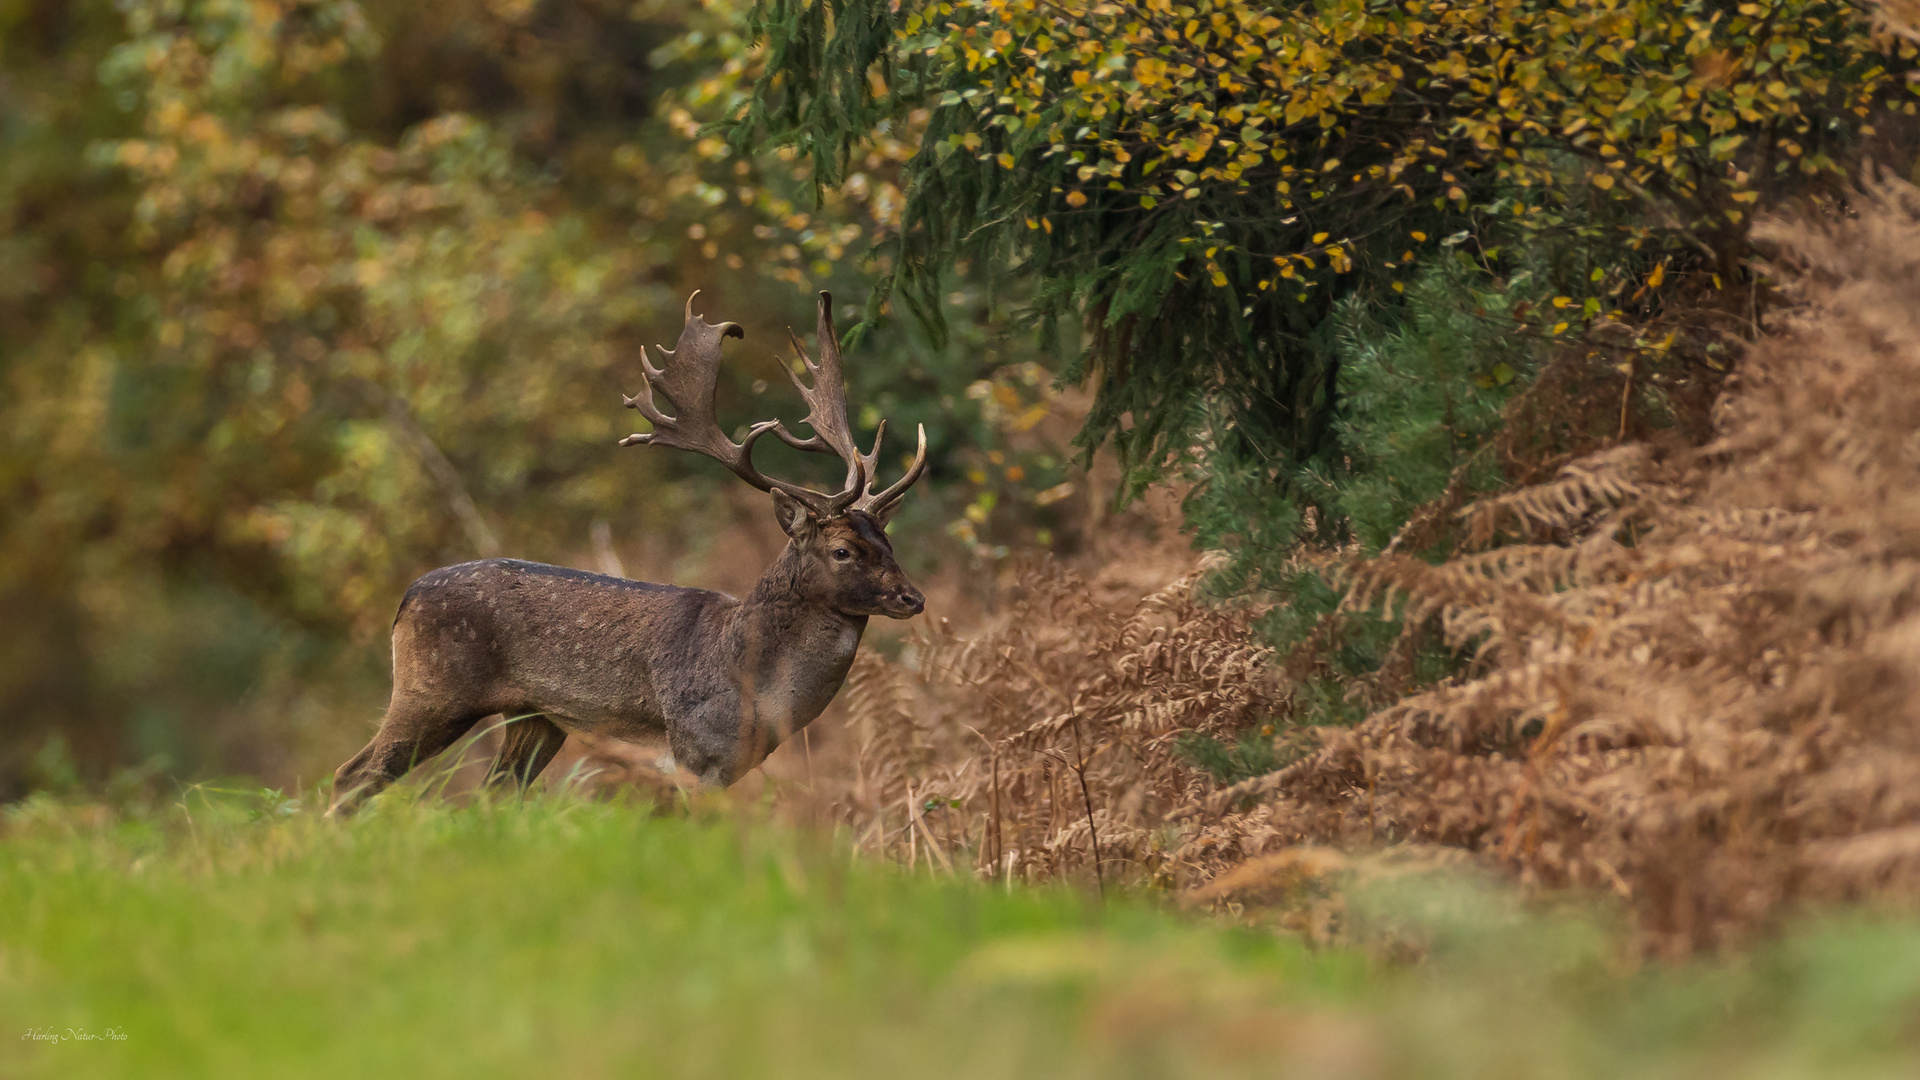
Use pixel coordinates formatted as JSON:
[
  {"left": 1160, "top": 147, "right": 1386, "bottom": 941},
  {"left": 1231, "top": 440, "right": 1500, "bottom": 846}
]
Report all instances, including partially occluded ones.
[{"left": 667, "top": 697, "right": 772, "bottom": 788}]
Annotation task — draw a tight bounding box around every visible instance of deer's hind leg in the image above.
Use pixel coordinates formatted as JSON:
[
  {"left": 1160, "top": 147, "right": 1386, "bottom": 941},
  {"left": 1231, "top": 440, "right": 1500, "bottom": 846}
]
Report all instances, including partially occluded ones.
[
  {"left": 484, "top": 713, "right": 567, "bottom": 794},
  {"left": 326, "top": 699, "right": 489, "bottom": 817}
]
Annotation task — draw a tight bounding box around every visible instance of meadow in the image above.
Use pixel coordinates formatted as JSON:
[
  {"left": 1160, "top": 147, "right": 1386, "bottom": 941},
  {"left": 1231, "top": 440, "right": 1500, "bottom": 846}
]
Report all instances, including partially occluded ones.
[
  {"left": 5, "top": 786, "right": 1920, "bottom": 1080},
  {"left": 9, "top": 3, "right": 1920, "bottom": 1075}
]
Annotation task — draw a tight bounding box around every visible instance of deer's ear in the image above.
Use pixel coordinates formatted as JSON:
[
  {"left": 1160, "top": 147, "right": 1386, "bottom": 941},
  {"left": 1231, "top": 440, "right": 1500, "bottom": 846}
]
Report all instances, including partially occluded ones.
[{"left": 770, "top": 490, "right": 819, "bottom": 541}]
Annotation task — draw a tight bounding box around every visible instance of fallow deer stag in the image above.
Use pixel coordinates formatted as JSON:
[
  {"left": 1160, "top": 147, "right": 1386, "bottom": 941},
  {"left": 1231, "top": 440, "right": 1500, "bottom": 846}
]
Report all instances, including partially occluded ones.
[{"left": 327, "top": 291, "right": 927, "bottom": 816}]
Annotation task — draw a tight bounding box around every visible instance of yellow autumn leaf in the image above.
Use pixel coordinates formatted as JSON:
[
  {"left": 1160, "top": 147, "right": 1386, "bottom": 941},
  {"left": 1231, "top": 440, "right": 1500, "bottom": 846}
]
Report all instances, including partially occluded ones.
[{"left": 1065, "top": 190, "right": 1088, "bottom": 207}]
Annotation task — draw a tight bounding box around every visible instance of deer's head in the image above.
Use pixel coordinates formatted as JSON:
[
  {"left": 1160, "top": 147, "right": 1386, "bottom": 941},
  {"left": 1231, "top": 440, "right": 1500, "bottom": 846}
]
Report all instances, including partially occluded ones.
[
  {"left": 622, "top": 290, "right": 929, "bottom": 620},
  {"left": 771, "top": 496, "right": 924, "bottom": 619}
]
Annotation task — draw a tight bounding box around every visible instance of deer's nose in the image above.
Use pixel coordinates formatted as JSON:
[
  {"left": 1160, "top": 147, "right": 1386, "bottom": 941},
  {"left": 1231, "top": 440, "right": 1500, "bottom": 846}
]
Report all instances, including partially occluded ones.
[{"left": 898, "top": 588, "right": 925, "bottom": 615}]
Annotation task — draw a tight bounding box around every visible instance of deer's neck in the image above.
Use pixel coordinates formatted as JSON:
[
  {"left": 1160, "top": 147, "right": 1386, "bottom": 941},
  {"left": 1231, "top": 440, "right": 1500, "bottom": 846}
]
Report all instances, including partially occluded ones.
[{"left": 725, "top": 544, "right": 866, "bottom": 745}]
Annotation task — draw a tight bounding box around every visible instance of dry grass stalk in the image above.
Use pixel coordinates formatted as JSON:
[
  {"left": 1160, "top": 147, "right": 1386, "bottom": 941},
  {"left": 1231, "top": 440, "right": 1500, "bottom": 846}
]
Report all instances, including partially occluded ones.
[{"left": 834, "top": 552, "right": 1287, "bottom": 888}]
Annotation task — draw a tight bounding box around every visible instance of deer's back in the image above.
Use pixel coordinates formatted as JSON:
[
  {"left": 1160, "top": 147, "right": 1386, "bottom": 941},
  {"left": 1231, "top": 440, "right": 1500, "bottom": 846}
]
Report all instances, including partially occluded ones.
[{"left": 391, "top": 558, "right": 733, "bottom": 734}]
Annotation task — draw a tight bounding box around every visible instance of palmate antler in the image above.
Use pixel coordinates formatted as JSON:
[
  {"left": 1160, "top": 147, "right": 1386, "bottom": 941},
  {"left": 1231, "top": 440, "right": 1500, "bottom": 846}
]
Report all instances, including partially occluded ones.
[{"left": 620, "top": 290, "right": 928, "bottom": 520}]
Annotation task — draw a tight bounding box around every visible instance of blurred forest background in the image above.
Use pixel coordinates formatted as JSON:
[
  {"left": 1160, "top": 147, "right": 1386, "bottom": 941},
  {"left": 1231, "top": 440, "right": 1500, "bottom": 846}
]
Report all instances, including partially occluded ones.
[
  {"left": 0, "top": 0, "right": 1084, "bottom": 796},
  {"left": 6, "top": 0, "right": 1920, "bottom": 950}
]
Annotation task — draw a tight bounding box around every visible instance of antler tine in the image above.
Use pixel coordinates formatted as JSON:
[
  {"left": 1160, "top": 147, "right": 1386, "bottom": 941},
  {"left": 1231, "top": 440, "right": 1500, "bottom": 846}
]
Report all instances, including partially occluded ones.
[
  {"left": 621, "top": 291, "right": 842, "bottom": 515},
  {"left": 773, "top": 291, "right": 866, "bottom": 497},
  {"left": 623, "top": 289, "right": 927, "bottom": 522},
  {"left": 775, "top": 290, "right": 931, "bottom": 520},
  {"left": 855, "top": 421, "right": 929, "bottom": 520}
]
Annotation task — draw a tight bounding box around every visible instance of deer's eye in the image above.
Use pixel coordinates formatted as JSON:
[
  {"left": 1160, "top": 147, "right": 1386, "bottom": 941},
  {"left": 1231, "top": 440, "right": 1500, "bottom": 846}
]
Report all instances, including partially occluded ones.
[{"left": 832, "top": 547, "right": 852, "bottom": 561}]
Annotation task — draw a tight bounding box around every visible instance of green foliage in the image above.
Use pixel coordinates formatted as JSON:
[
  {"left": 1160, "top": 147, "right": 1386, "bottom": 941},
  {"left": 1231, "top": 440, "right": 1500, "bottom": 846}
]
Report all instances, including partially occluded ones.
[
  {"left": 724, "top": 0, "right": 1919, "bottom": 483},
  {"left": 1192, "top": 258, "right": 1542, "bottom": 573},
  {"left": 24, "top": 737, "right": 83, "bottom": 799},
  {"left": 1173, "top": 729, "right": 1287, "bottom": 786},
  {"left": 1185, "top": 259, "right": 1546, "bottom": 725},
  {"left": 1328, "top": 261, "right": 1545, "bottom": 552},
  {"left": 90, "top": 1, "right": 684, "bottom": 626}
]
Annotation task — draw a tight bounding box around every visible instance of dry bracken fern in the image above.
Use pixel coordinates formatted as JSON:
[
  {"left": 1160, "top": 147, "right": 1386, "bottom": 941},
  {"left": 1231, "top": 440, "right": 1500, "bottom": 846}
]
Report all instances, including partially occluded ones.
[
  {"left": 772, "top": 171, "right": 1920, "bottom": 955},
  {"left": 1231, "top": 173, "right": 1920, "bottom": 954},
  {"left": 834, "top": 553, "right": 1286, "bottom": 886}
]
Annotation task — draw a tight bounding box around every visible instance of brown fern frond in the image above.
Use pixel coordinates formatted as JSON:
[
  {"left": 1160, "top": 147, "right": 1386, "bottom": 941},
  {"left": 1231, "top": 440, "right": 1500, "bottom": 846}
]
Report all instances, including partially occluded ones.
[
  {"left": 817, "top": 546, "right": 1287, "bottom": 887},
  {"left": 1458, "top": 443, "right": 1654, "bottom": 546},
  {"left": 1244, "top": 174, "right": 1920, "bottom": 953}
]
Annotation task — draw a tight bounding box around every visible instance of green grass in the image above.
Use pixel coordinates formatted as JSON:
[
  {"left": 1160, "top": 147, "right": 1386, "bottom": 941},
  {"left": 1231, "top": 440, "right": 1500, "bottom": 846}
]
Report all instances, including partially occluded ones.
[{"left": 3, "top": 788, "right": 1920, "bottom": 1079}]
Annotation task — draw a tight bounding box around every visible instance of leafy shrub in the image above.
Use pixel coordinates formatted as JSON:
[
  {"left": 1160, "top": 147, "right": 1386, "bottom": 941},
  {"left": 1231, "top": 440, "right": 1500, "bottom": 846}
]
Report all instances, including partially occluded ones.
[
  {"left": 1183, "top": 257, "right": 1546, "bottom": 727},
  {"left": 728, "top": 0, "right": 1920, "bottom": 482}
]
